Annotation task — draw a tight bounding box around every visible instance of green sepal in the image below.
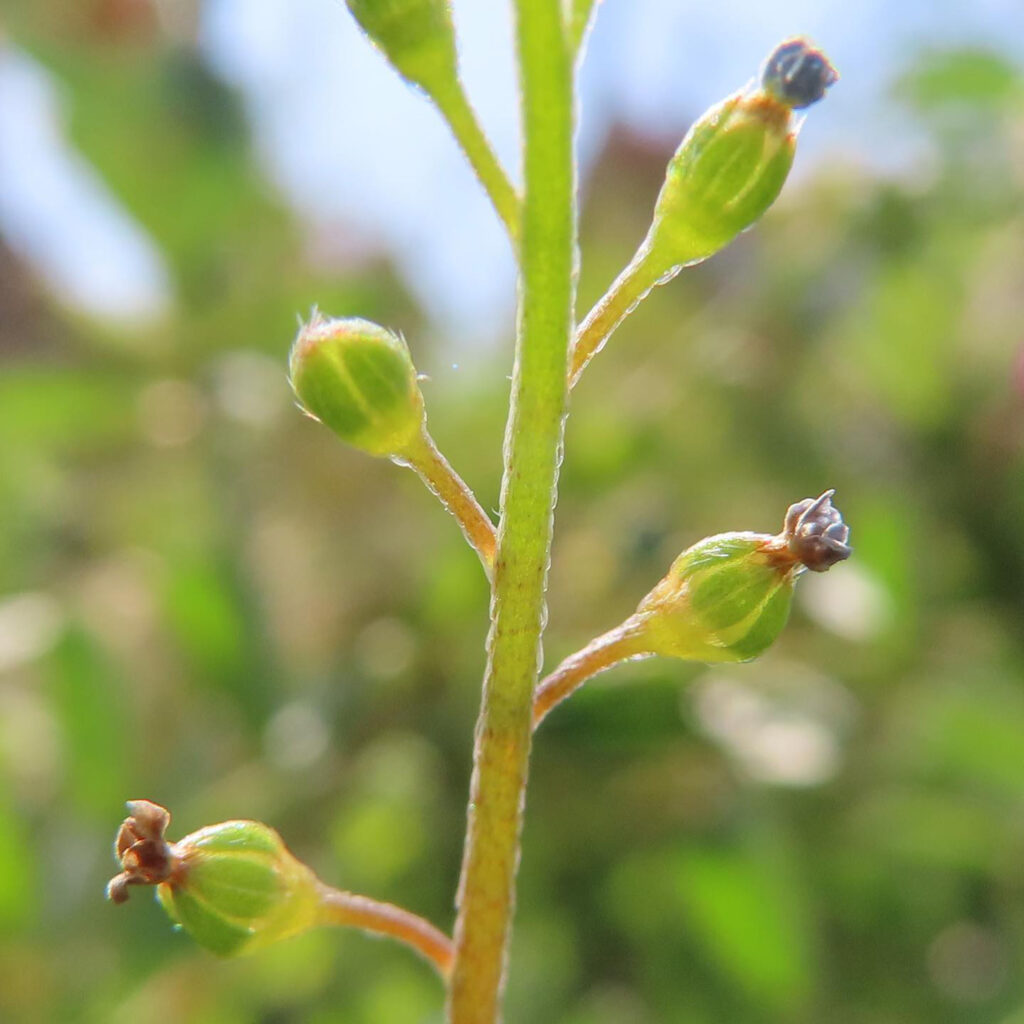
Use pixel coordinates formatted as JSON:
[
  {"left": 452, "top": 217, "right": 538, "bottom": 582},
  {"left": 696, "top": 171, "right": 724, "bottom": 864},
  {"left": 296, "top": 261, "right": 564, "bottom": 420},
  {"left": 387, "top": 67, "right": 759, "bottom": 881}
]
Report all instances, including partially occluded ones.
[
  {"left": 159, "top": 883, "right": 254, "bottom": 957},
  {"left": 727, "top": 584, "right": 793, "bottom": 661},
  {"left": 638, "top": 532, "right": 797, "bottom": 663},
  {"left": 155, "top": 820, "right": 321, "bottom": 957}
]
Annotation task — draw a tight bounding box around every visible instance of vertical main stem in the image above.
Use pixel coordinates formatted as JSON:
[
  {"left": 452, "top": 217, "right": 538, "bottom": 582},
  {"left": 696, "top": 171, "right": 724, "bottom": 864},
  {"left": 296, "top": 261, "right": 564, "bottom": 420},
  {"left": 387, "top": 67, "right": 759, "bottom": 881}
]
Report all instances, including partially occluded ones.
[{"left": 447, "top": 1, "right": 575, "bottom": 1021}]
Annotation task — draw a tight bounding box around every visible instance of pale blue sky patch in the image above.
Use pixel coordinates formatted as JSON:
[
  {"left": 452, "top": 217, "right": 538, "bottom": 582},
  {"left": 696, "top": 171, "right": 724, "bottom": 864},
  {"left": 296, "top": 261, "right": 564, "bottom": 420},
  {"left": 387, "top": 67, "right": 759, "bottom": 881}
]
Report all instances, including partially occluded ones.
[
  {"left": 0, "top": 45, "right": 171, "bottom": 328},
  {"left": 2, "top": 1, "right": 1023, "bottom": 339}
]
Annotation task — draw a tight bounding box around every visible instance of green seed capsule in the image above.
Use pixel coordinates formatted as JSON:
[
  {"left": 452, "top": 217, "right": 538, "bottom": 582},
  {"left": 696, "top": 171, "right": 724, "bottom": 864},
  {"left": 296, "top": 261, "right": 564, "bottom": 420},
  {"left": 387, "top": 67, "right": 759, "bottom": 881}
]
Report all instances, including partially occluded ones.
[
  {"left": 648, "top": 92, "right": 795, "bottom": 268},
  {"left": 107, "top": 802, "right": 320, "bottom": 957},
  {"left": 644, "top": 38, "right": 836, "bottom": 274},
  {"left": 345, "top": 0, "right": 458, "bottom": 91},
  {"left": 158, "top": 820, "right": 320, "bottom": 956},
  {"left": 289, "top": 313, "right": 426, "bottom": 458},
  {"left": 636, "top": 491, "right": 850, "bottom": 663},
  {"left": 638, "top": 532, "right": 797, "bottom": 662}
]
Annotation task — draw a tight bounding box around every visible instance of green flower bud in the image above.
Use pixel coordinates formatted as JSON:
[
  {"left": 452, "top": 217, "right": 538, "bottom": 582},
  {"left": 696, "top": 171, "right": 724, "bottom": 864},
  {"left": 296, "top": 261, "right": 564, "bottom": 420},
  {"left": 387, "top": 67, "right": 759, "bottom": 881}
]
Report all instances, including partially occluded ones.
[
  {"left": 289, "top": 313, "right": 426, "bottom": 458},
  {"left": 345, "top": 0, "right": 458, "bottom": 91},
  {"left": 637, "top": 491, "right": 850, "bottom": 663},
  {"left": 107, "top": 801, "right": 320, "bottom": 957},
  {"left": 646, "top": 38, "right": 836, "bottom": 272}
]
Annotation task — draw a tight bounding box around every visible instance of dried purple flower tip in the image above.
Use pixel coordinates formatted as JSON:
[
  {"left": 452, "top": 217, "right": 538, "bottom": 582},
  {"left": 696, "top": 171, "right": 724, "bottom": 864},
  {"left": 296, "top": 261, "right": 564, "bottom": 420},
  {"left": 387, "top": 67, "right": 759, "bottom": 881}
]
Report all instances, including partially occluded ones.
[
  {"left": 761, "top": 38, "right": 838, "bottom": 110},
  {"left": 783, "top": 489, "right": 851, "bottom": 572}
]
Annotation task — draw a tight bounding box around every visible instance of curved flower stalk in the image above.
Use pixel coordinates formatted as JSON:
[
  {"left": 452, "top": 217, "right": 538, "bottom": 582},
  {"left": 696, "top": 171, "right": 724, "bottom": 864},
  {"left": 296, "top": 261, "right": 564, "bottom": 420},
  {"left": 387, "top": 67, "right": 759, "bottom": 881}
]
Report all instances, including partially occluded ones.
[{"left": 533, "top": 492, "right": 851, "bottom": 727}]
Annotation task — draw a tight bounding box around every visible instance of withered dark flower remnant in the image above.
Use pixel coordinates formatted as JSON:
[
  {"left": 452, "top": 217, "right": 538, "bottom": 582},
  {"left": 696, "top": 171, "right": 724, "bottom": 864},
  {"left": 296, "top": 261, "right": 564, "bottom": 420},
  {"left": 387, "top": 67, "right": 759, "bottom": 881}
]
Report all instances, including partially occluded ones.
[
  {"left": 106, "top": 799, "right": 177, "bottom": 904},
  {"left": 761, "top": 37, "right": 839, "bottom": 110},
  {"left": 783, "top": 489, "right": 852, "bottom": 572}
]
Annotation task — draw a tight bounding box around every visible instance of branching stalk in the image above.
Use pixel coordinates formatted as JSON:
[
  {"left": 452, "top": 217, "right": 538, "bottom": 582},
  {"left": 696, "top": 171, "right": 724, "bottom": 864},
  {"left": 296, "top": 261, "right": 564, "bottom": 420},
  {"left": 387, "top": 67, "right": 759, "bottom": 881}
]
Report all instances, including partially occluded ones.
[
  {"left": 431, "top": 78, "right": 522, "bottom": 244},
  {"left": 447, "top": 0, "right": 576, "bottom": 1020},
  {"left": 566, "top": 0, "right": 600, "bottom": 57},
  {"left": 317, "top": 883, "right": 454, "bottom": 979},
  {"left": 532, "top": 615, "right": 651, "bottom": 728},
  {"left": 569, "top": 240, "right": 663, "bottom": 388},
  {"left": 401, "top": 429, "right": 497, "bottom": 575}
]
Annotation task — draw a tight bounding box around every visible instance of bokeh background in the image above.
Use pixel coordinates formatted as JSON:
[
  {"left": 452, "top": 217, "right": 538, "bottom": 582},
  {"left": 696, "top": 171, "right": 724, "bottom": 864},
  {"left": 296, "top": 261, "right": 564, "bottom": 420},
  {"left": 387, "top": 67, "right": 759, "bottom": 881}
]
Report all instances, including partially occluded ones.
[{"left": 3, "top": 1, "right": 1024, "bottom": 1022}]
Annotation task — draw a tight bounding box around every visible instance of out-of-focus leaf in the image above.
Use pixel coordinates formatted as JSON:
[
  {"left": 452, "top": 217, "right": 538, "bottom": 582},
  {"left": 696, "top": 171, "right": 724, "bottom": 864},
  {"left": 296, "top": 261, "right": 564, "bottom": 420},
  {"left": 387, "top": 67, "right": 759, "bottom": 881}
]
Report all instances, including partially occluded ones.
[
  {"left": 355, "top": 963, "right": 440, "bottom": 1024},
  {"left": 850, "top": 789, "right": 1004, "bottom": 874},
  {"left": 164, "top": 561, "right": 244, "bottom": 676},
  {"left": 162, "top": 558, "right": 274, "bottom": 728},
  {"left": 0, "top": 794, "right": 34, "bottom": 931},
  {"left": 898, "top": 48, "right": 1021, "bottom": 112},
  {"left": 47, "top": 626, "right": 128, "bottom": 815},
  {"left": 673, "top": 841, "right": 813, "bottom": 1013},
  {"left": 0, "top": 369, "right": 135, "bottom": 452},
  {"left": 901, "top": 681, "right": 1024, "bottom": 797},
  {"left": 850, "top": 491, "right": 917, "bottom": 639},
  {"left": 844, "top": 259, "right": 958, "bottom": 428}
]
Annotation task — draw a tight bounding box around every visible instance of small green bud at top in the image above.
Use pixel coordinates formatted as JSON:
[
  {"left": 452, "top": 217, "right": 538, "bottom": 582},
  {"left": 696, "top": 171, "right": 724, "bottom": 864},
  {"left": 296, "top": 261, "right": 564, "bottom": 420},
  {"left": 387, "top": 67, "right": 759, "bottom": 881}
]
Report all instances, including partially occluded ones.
[
  {"left": 289, "top": 313, "right": 426, "bottom": 458},
  {"left": 107, "top": 801, "right": 320, "bottom": 956},
  {"left": 644, "top": 37, "right": 836, "bottom": 273},
  {"left": 636, "top": 491, "right": 850, "bottom": 663},
  {"left": 345, "top": 0, "right": 458, "bottom": 91}
]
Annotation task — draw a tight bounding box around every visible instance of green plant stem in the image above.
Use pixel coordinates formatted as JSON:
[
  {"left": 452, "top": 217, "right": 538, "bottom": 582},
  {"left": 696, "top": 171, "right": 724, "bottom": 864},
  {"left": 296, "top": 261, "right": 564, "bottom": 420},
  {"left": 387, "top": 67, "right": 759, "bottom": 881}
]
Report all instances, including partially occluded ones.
[
  {"left": 316, "top": 882, "right": 454, "bottom": 978},
  {"left": 401, "top": 429, "right": 497, "bottom": 576},
  {"left": 447, "top": 0, "right": 575, "bottom": 1020},
  {"left": 569, "top": 238, "right": 664, "bottom": 388},
  {"left": 532, "top": 614, "right": 651, "bottom": 728},
  {"left": 431, "top": 78, "right": 522, "bottom": 244},
  {"left": 567, "top": 0, "right": 600, "bottom": 55}
]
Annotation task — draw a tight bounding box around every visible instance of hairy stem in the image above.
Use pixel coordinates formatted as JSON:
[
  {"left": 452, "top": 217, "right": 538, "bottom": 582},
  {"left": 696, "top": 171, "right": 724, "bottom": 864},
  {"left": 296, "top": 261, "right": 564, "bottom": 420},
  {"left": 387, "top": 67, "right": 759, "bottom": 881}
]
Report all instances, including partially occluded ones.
[
  {"left": 431, "top": 78, "right": 522, "bottom": 244},
  {"left": 447, "top": 0, "right": 575, "bottom": 1020},
  {"left": 569, "top": 239, "right": 663, "bottom": 388},
  {"left": 402, "top": 429, "right": 497, "bottom": 576},
  {"left": 317, "top": 883, "right": 454, "bottom": 978},
  {"left": 532, "top": 615, "right": 651, "bottom": 728}
]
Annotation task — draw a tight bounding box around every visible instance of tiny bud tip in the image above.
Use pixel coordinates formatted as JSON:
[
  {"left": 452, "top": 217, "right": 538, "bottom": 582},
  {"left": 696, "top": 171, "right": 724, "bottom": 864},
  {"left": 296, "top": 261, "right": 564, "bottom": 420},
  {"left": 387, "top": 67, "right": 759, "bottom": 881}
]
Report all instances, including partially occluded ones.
[{"left": 761, "top": 38, "right": 838, "bottom": 110}]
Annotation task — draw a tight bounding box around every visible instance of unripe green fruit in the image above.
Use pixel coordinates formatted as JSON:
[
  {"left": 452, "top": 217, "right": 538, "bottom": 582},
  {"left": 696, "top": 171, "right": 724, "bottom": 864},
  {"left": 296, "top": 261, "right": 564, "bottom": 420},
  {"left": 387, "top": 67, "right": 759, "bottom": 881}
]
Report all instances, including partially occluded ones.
[
  {"left": 107, "top": 801, "right": 321, "bottom": 957},
  {"left": 157, "top": 820, "right": 320, "bottom": 956},
  {"left": 645, "top": 38, "right": 836, "bottom": 273},
  {"left": 345, "top": 0, "right": 457, "bottom": 90},
  {"left": 649, "top": 92, "right": 796, "bottom": 268},
  {"left": 638, "top": 532, "right": 797, "bottom": 663},
  {"left": 637, "top": 491, "right": 851, "bottom": 663},
  {"left": 289, "top": 314, "right": 426, "bottom": 458}
]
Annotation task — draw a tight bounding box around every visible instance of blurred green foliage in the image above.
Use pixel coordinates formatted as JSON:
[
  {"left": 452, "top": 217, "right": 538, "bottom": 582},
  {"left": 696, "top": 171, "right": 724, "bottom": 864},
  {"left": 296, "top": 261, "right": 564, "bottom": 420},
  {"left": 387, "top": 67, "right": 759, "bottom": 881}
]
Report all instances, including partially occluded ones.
[{"left": 2, "top": 4, "right": 1024, "bottom": 1023}]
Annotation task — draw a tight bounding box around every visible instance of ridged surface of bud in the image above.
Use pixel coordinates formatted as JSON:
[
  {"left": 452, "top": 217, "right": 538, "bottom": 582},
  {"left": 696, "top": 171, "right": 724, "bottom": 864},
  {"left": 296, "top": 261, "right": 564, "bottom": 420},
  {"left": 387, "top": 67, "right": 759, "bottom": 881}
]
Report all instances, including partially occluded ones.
[
  {"left": 289, "top": 314, "right": 425, "bottom": 458},
  {"left": 108, "top": 802, "right": 320, "bottom": 957},
  {"left": 638, "top": 532, "right": 797, "bottom": 662},
  {"left": 345, "top": 0, "right": 457, "bottom": 90},
  {"left": 636, "top": 491, "right": 851, "bottom": 663},
  {"left": 645, "top": 38, "right": 836, "bottom": 272},
  {"left": 157, "top": 820, "right": 321, "bottom": 956}
]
